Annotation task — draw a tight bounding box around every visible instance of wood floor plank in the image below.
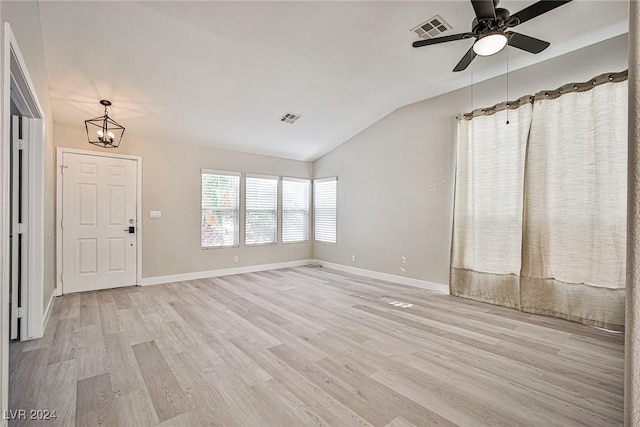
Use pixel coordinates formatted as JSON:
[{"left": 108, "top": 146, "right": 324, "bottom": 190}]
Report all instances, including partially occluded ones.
[
  {"left": 131, "top": 340, "right": 189, "bottom": 423},
  {"left": 76, "top": 372, "right": 116, "bottom": 427},
  {"left": 112, "top": 389, "right": 160, "bottom": 426},
  {"left": 230, "top": 336, "right": 373, "bottom": 427},
  {"left": 47, "top": 317, "right": 79, "bottom": 365},
  {"left": 35, "top": 359, "right": 77, "bottom": 427},
  {"left": 8, "top": 266, "right": 624, "bottom": 426},
  {"left": 103, "top": 331, "right": 146, "bottom": 397}
]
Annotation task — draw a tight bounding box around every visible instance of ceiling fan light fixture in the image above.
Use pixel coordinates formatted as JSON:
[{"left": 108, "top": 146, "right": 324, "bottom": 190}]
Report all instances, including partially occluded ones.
[{"left": 473, "top": 32, "right": 508, "bottom": 56}]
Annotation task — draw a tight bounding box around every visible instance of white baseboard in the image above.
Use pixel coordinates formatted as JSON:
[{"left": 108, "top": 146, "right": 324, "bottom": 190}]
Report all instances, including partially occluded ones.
[
  {"left": 315, "top": 260, "right": 449, "bottom": 294},
  {"left": 137, "top": 258, "right": 448, "bottom": 294},
  {"left": 139, "top": 259, "right": 314, "bottom": 286},
  {"left": 42, "top": 291, "right": 56, "bottom": 333}
]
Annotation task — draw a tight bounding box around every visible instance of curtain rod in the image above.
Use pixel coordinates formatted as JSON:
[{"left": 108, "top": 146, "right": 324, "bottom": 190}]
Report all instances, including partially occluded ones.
[{"left": 457, "top": 69, "right": 628, "bottom": 121}]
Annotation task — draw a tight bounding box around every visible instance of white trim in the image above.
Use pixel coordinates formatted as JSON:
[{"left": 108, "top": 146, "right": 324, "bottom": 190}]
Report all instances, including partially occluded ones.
[
  {"left": 42, "top": 292, "right": 55, "bottom": 333},
  {"left": 56, "top": 147, "right": 143, "bottom": 293},
  {"left": 282, "top": 176, "right": 311, "bottom": 183},
  {"left": 140, "top": 259, "right": 313, "bottom": 286},
  {"left": 313, "top": 176, "right": 338, "bottom": 183},
  {"left": 201, "top": 168, "right": 241, "bottom": 177},
  {"left": 315, "top": 260, "right": 449, "bottom": 293},
  {"left": 245, "top": 172, "right": 278, "bottom": 181},
  {"left": 138, "top": 258, "right": 448, "bottom": 294},
  {"left": 26, "top": 118, "right": 44, "bottom": 339}
]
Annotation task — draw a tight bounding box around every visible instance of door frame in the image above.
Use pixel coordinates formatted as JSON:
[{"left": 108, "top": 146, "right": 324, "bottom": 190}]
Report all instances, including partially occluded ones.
[
  {"left": 2, "top": 21, "right": 47, "bottom": 420},
  {"left": 3, "top": 24, "right": 45, "bottom": 341},
  {"left": 56, "top": 147, "right": 142, "bottom": 295}
]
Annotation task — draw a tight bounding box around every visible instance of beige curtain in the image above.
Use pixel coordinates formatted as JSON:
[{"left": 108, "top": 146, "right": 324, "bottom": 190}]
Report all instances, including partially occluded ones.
[
  {"left": 451, "top": 78, "right": 627, "bottom": 331},
  {"left": 450, "top": 104, "right": 531, "bottom": 308},
  {"left": 521, "top": 81, "right": 628, "bottom": 330}
]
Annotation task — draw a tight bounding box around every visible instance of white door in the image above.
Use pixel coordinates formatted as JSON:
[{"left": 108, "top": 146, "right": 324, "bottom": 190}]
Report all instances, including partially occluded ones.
[{"left": 61, "top": 152, "right": 138, "bottom": 293}]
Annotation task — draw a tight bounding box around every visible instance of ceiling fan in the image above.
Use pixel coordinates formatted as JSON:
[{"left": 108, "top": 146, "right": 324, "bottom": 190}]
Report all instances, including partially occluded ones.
[{"left": 412, "top": 0, "right": 573, "bottom": 72}]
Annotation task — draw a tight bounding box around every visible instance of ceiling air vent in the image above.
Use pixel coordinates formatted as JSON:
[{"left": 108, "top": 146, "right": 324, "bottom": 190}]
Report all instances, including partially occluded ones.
[
  {"left": 280, "top": 112, "right": 301, "bottom": 124},
  {"left": 411, "top": 15, "right": 451, "bottom": 40}
]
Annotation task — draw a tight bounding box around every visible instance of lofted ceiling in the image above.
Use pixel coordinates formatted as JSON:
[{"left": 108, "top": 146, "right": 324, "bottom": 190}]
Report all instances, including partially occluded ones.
[{"left": 39, "top": 1, "right": 629, "bottom": 161}]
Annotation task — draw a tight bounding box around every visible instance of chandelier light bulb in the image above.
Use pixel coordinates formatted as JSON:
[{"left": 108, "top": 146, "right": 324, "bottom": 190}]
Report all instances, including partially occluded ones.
[
  {"left": 96, "top": 130, "right": 104, "bottom": 139},
  {"left": 473, "top": 32, "right": 508, "bottom": 56},
  {"left": 107, "top": 131, "right": 115, "bottom": 141}
]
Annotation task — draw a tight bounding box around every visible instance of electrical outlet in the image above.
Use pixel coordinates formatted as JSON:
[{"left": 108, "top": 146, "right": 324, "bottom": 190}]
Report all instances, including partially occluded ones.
[
  {"left": 233, "top": 255, "right": 239, "bottom": 263},
  {"left": 351, "top": 255, "right": 356, "bottom": 263}
]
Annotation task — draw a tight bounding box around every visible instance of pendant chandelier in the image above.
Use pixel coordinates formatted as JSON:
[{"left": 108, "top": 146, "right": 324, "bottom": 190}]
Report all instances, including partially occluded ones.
[{"left": 85, "top": 99, "right": 125, "bottom": 148}]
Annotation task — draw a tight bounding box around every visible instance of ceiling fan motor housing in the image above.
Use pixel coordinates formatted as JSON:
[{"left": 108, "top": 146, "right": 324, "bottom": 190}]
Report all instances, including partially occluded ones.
[{"left": 473, "top": 8, "right": 513, "bottom": 35}]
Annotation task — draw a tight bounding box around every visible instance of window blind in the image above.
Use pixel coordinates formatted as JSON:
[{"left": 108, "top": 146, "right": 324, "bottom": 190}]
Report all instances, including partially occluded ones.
[
  {"left": 201, "top": 170, "right": 240, "bottom": 248},
  {"left": 314, "top": 177, "right": 337, "bottom": 244},
  {"left": 245, "top": 175, "right": 278, "bottom": 245},
  {"left": 282, "top": 177, "right": 310, "bottom": 243}
]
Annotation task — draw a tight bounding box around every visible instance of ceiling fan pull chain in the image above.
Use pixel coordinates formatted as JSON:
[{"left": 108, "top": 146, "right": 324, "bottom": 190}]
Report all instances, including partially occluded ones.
[{"left": 506, "top": 48, "right": 510, "bottom": 125}]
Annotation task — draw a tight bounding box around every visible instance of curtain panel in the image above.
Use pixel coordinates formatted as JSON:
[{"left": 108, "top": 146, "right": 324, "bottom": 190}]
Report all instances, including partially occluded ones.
[
  {"left": 451, "top": 105, "right": 531, "bottom": 308},
  {"left": 451, "top": 76, "right": 628, "bottom": 330},
  {"left": 521, "top": 81, "right": 628, "bottom": 330}
]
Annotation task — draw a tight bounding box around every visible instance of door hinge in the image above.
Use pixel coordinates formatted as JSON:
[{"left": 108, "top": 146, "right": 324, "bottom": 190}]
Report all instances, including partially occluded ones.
[
  {"left": 16, "top": 223, "right": 26, "bottom": 234},
  {"left": 17, "top": 139, "right": 25, "bottom": 150},
  {"left": 60, "top": 165, "right": 68, "bottom": 174},
  {"left": 17, "top": 307, "right": 27, "bottom": 318},
  {"left": 61, "top": 273, "right": 64, "bottom": 283},
  {"left": 60, "top": 219, "right": 64, "bottom": 229}
]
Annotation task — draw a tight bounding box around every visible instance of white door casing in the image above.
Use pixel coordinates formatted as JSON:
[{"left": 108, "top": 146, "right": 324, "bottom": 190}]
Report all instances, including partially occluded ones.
[{"left": 60, "top": 151, "right": 138, "bottom": 293}]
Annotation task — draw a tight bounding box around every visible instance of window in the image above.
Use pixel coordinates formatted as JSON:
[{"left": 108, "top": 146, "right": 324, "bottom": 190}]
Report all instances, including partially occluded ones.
[
  {"left": 314, "top": 177, "right": 337, "bottom": 244},
  {"left": 245, "top": 174, "right": 278, "bottom": 245},
  {"left": 282, "top": 177, "right": 310, "bottom": 243},
  {"left": 201, "top": 170, "right": 240, "bottom": 248}
]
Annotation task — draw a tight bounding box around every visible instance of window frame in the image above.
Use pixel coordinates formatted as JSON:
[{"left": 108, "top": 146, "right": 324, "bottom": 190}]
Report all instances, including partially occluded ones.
[
  {"left": 244, "top": 173, "right": 279, "bottom": 247},
  {"left": 313, "top": 176, "right": 338, "bottom": 245},
  {"left": 201, "top": 169, "right": 241, "bottom": 249},
  {"left": 281, "top": 176, "right": 311, "bottom": 244}
]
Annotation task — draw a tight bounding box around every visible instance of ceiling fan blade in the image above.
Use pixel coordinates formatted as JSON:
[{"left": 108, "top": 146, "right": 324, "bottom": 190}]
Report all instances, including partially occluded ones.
[
  {"left": 510, "top": 1, "right": 572, "bottom": 26},
  {"left": 412, "top": 33, "right": 475, "bottom": 48},
  {"left": 453, "top": 47, "right": 477, "bottom": 72},
  {"left": 506, "top": 32, "right": 550, "bottom": 54},
  {"left": 471, "top": 0, "right": 496, "bottom": 20}
]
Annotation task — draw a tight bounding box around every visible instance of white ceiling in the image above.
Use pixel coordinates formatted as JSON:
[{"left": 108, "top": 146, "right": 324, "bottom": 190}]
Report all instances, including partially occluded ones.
[{"left": 39, "top": 1, "right": 629, "bottom": 161}]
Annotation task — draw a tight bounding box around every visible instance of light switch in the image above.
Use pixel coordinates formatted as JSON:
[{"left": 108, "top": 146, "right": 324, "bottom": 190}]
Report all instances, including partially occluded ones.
[{"left": 150, "top": 210, "right": 162, "bottom": 219}]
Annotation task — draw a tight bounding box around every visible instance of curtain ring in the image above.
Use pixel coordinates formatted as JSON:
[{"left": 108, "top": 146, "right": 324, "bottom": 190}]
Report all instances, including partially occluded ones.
[
  {"left": 559, "top": 88, "right": 563, "bottom": 94},
  {"left": 592, "top": 80, "right": 597, "bottom": 85},
  {"left": 608, "top": 74, "right": 614, "bottom": 81},
  {"left": 573, "top": 84, "right": 579, "bottom": 90},
  {"left": 545, "top": 92, "right": 550, "bottom": 98}
]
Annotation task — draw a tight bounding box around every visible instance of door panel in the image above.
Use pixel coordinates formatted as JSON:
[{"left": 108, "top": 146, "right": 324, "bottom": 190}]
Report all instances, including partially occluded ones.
[{"left": 62, "top": 152, "right": 137, "bottom": 293}]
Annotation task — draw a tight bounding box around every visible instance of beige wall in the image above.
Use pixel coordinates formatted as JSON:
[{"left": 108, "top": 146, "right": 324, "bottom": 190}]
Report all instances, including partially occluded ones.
[
  {"left": 313, "top": 34, "right": 629, "bottom": 286},
  {"left": 54, "top": 124, "right": 312, "bottom": 279}
]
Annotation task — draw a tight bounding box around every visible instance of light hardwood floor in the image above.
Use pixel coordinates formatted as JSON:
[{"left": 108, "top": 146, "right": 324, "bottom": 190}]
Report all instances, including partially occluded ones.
[{"left": 9, "top": 267, "right": 624, "bottom": 426}]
